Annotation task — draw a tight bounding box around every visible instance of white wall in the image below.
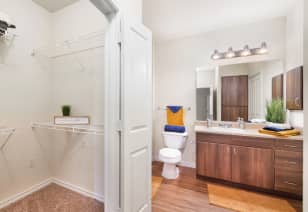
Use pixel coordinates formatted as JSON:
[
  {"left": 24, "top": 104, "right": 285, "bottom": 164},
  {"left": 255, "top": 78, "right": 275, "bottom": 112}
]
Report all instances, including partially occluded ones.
[
  {"left": 0, "top": 0, "right": 52, "bottom": 202},
  {"left": 47, "top": 0, "right": 107, "bottom": 198},
  {"left": 154, "top": 17, "right": 286, "bottom": 166},
  {"left": 286, "top": 0, "right": 304, "bottom": 128}
]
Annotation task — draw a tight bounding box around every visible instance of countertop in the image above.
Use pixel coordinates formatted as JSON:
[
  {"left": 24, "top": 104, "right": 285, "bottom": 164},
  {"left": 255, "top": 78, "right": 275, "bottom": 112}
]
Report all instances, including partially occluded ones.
[{"left": 195, "top": 125, "right": 303, "bottom": 141}]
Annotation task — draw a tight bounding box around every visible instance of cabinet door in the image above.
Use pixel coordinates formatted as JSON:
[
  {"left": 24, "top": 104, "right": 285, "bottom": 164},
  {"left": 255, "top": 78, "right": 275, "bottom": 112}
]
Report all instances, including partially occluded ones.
[
  {"left": 216, "top": 144, "right": 232, "bottom": 181},
  {"left": 197, "top": 142, "right": 217, "bottom": 178},
  {"left": 197, "top": 142, "right": 231, "bottom": 180},
  {"left": 231, "top": 146, "right": 274, "bottom": 189},
  {"left": 286, "top": 67, "right": 303, "bottom": 110}
]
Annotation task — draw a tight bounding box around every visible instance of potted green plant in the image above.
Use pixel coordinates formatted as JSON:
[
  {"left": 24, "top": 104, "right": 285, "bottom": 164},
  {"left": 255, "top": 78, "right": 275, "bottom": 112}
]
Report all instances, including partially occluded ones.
[
  {"left": 62, "top": 105, "right": 71, "bottom": 117},
  {"left": 265, "top": 99, "right": 286, "bottom": 127}
]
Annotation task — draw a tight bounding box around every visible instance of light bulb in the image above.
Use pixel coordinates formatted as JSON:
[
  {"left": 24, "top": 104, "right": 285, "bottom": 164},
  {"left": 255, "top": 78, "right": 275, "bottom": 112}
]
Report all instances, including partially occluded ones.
[
  {"left": 258, "top": 42, "right": 268, "bottom": 54},
  {"left": 226, "top": 47, "right": 235, "bottom": 58},
  {"left": 241, "top": 45, "right": 251, "bottom": 56},
  {"left": 211, "top": 49, "right": 221, "bottom": 60}
]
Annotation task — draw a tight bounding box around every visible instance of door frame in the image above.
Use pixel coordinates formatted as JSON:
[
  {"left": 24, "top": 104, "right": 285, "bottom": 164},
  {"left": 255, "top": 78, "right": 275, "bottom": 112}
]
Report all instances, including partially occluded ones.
[{"left": 89, "top": 0, "right": 121, "bottom": 212}]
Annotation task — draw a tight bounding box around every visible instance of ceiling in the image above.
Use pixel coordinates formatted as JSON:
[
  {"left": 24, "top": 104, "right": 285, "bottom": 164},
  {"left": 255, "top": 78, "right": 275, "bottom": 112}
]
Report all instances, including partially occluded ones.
[
  {"left": 32, "top": 0, "right": 79, "bottom": 12},
  {"left": 143, "top": 0, "right": 296, "bottom": 42}
]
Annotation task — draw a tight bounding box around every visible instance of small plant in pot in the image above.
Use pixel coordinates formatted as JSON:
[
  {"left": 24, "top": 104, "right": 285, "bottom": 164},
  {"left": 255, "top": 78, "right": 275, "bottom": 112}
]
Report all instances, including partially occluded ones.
[
  {"left": 62, "top": 105, "right": 71, "bottom": 117},
  {"left": 265, "top": 99, "right": 286, "bottom": 127}
]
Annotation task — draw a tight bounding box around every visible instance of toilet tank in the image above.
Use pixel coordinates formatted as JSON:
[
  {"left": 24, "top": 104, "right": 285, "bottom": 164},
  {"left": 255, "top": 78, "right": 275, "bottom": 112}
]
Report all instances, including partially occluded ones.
[{"left": 162, "top": 131, "right": 188, "bottom": 149}]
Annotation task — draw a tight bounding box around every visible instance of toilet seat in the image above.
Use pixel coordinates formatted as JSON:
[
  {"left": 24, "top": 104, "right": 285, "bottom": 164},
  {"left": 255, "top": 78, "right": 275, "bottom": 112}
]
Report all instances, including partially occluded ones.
[{"left": 159, "top": 148, "right": 181, "bottom": 164}]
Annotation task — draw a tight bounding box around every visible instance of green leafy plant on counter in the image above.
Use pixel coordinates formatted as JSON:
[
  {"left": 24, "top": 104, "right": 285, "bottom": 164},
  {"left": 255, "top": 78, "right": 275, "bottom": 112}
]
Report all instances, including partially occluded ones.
[
  {"left": 62, "top": 105, "right": 71, "bottom": 117},
  {"left": 265, "top": 99, "right": 285, "bottom": 123}
]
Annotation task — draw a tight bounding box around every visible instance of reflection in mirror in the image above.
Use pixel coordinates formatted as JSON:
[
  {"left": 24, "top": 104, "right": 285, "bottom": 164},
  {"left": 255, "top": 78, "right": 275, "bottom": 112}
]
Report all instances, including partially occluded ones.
[{"left": 196, "top": 60, "right": 284, "bottom": 122}]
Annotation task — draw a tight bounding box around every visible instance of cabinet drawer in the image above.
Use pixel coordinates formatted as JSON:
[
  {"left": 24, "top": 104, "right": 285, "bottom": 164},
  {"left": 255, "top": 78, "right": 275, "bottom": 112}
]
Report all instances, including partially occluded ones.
[
  {"left": 275, "top": 140, "right": 302, "bottom": 152},
  {"left": 231, "top": 135, "right": 274, "bottom": 148},
  {"left": 275, "top": 150, "right": 302, "bottom": 171},
  {"left": 275, "top": 169, "right": 302, "bottom": 195},
  {"left": 196, "top": 133, "right": 229, "bottom": 144}
]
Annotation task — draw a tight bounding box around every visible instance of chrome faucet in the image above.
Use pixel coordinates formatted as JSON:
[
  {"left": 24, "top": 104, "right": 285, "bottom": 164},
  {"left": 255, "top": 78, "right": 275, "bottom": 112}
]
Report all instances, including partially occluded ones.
[
  {"left": 237, "top": 117, "right": 245, "bottom": 129},
  {"left": 207, "top": 115, "right": 213, "bottom": 128}
]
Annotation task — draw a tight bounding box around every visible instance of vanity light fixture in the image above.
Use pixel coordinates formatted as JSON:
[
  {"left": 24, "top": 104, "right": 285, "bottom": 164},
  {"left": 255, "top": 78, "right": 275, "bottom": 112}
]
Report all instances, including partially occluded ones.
[{"left": 211, "top": 42, "right": 268, "bottom": 60}]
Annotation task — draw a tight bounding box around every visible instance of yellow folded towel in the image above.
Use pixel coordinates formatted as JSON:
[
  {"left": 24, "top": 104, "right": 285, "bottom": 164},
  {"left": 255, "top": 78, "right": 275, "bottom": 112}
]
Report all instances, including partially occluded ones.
[
  {"left": 258, "top": 129, "right": 301, "bottom": 137},
  {"left": 167, "top": 107, "right": 184, "bottom": 126}
]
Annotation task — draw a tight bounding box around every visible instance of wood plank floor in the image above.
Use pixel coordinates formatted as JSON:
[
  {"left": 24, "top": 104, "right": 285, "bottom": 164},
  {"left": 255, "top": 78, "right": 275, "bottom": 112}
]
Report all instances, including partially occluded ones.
[{"left": 152, "top": 161, "right": 303, "bottom": 212}]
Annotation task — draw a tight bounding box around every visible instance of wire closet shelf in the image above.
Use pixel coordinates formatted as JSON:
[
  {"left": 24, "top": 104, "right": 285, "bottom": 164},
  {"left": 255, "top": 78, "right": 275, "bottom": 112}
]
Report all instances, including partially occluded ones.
[
  {"left": 0, "top": 128, "right": 16, "bottom": 150},
  {"left": 31, "top": 30, "right": 105, "bottom": 59},
  {"left": 31, "top": 122, "right": 104, "bottom": 136}
]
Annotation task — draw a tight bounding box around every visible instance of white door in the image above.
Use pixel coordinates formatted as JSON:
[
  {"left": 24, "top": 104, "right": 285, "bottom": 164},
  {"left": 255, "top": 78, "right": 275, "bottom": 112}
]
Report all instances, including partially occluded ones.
[
  {"left": 121, "top": 20, "right": 152, "bottom": 212},
  {"left": 248, "top": 73, "right": 262, "bottom": 119}
]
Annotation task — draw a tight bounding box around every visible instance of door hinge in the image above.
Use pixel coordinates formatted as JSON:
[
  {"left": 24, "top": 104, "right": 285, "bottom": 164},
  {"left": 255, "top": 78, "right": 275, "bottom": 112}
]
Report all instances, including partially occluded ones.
[{"left": 116, "top": 120, "right": 124, "bottom": 132}]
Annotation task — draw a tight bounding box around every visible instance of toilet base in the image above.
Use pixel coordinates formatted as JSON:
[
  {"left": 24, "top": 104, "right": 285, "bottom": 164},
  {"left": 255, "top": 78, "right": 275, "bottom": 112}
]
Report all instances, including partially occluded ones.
[{"left": 162, "top": 163, "right": 179, "bottom": 179}]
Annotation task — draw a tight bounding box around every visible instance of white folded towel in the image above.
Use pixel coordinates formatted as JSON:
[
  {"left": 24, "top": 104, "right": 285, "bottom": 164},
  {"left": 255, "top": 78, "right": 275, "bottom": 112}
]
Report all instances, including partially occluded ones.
[
  {"left": 265, "top": 122, "right": 291, "bottom": 130},
  {"left": 250, "top": 118, "right": 266, "bottom": 123}
]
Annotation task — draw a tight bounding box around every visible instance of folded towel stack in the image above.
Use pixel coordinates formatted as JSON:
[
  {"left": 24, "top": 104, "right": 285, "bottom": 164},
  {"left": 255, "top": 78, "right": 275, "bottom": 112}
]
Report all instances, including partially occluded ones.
[
  {"left": 164, "top": 125, "right": 186, "bottom": 133},
  {"left": 259, "top": 122, "right": 300, "bottom": 137},
  {"left": 165, "top": 106, "right": 186, "bottom": 133},
  {"left": 258, "top": 128, "right": 301, "bottom": 137}
]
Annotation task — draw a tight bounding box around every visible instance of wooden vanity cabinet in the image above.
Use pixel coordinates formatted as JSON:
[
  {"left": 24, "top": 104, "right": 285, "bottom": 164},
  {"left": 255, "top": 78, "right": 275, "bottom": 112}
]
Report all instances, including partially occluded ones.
[
  {"left": 286, "top": 66, "right": 303, "bottom": 110},
  {"left": 197, "top": 132, "right": 303, "bottom": 196}
]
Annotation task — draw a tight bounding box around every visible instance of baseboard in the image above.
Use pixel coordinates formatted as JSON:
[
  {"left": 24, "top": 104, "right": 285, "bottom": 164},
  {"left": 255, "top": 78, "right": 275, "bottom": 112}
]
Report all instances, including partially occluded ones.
[
  {"left": 0, "top": 178, "right": 104, "bottom": 209},
  {"left": 0, "top": 178, "right": 52, "bottom": 209},
  {"left": 179, "top": 161, "right": 196, "bottom": 168},
  {"left": 52, "top": 178, "right": 104, "bottom": 203},
  {"left": 153, "top": 156, "right": 196, "bottom": 168}
]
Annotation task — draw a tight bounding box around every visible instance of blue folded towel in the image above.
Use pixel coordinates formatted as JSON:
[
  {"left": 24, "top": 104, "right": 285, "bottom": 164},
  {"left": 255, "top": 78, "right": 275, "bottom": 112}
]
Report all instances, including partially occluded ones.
[
  {"left": 164, "top": 125, "right": 186, "bottom": 133},
  {"left": 263, "top": 126, "right": 294, "bottom": 132},
  {"left": 167, "top": 106, "right": 183, "bottom": 113}
]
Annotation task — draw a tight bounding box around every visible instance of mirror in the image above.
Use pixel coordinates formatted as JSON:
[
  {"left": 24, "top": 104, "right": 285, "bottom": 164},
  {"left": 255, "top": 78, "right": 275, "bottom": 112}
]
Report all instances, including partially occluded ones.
[{"left": 196, "top": 59, "right": 284, "bottom": 122}]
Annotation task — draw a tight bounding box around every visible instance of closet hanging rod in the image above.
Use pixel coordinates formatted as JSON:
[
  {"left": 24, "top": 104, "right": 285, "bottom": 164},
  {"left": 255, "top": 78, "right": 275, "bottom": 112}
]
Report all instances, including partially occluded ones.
[
  {"left": 32, "top": 29, "right": 105, "bottom": 58},
  {"left": 47, "top": 45, "right": 104, "bottom": 59},
  {"left": 157, "top": 106, "right": 191, "bottom": 111}
]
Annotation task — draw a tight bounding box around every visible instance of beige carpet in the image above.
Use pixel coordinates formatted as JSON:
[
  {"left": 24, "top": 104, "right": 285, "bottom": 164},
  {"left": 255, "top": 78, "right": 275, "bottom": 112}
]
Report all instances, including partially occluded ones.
[
  {"left": 152, "top": 176, "right": 163, "bottom": 199},
  {"left": 0, "top": 183, "right": 104, "bottom": 212},
  {"left": 208, "top": 184, "right": 296, "bottom": 212}
]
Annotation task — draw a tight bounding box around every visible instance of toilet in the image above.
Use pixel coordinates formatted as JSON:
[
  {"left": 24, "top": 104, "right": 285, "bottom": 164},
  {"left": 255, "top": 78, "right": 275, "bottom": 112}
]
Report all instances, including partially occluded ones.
[{"left": 159, "top": 131, "right": 188, "bottom": 179}]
